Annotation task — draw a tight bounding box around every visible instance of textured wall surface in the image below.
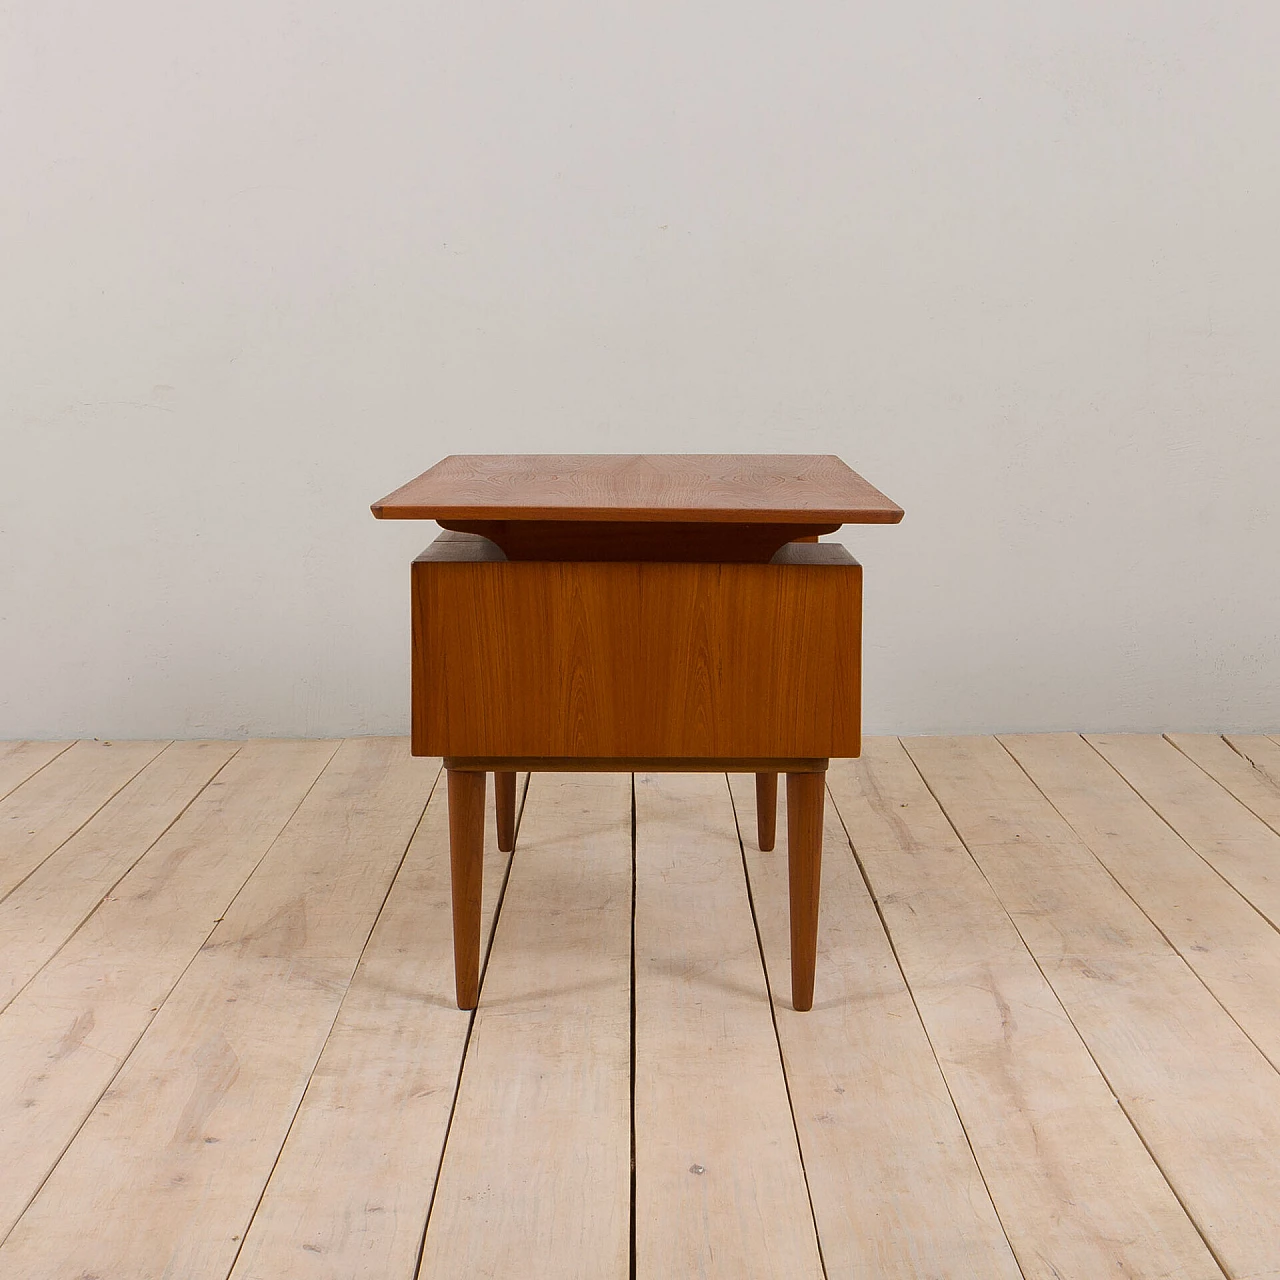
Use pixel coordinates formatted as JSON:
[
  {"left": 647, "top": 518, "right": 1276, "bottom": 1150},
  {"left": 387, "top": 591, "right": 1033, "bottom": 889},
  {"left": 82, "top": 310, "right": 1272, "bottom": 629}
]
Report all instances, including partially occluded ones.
[{"left": 3, "top": 2, "right": 1278, "bottom": 737}]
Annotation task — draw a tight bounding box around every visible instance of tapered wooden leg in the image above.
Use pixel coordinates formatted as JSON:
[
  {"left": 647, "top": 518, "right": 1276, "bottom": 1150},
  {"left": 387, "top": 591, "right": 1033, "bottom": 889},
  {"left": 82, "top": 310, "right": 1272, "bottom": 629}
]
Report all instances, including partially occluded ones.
[
  {"left": 495, "top": 770, "right": 517, "bottom": 853},
  {"left": 786, "top": 771, "right": 824, "bottom": 1012},
  {"left": 448, "top": 768, "right": 486, "bottom": 1010},
  {"left": 755, "top": 772, "right": 777, "bottom": 851}
]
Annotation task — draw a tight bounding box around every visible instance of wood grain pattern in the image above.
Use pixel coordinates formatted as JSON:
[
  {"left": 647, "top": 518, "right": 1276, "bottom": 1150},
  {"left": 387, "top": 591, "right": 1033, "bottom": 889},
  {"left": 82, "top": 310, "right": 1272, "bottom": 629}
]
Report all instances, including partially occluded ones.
[
  {"left": 445, "top": 756, "right": 828, "bottom": 773},
  {"left": 633, "top": 771, "right": 823, "bottom": 1279},
  {"left": 909, "top": 734, "right": 1280, "bottom": 1280},
  {"left": 754, "top": 771, "right": 777, "bottom": 851},
  {"left": 0, "top": 740, "right": 237, "bottom": 1013},
  {"left": 373, "top": 453, "right": 903, "bottom": 524},
  {"left": 447, "top": 768, "right": 486, "bottom": 1009},
  {"left": 0, "top": 739, "right": 338, "bottom": 1244},
  {"left": 228, "top": 766, "right": 517, "bottom": 1280},
  {"left": 1003, "top": 733, "right": 1280, "bottom": 1074},
  {"left": 829, "top": 741, "right": 1222, "bottom": 1279},
  {"left": 786, "top": 771, "right": 824, "bottom": 1012},
  {"left": 0, "top": 741, "right": 72, "bottom": 803},
  {"left": 1089, "top": 733, "right": 1280, "bottom": 928},
  {"left": 0, "top": 739, "right": 169, "bottom": 902},
  {"left": 413, "top": 540, "right": 861, "bottom": 760},
  {"left": 8, "top": 737, "right": 1280, "bottom": 1273},
  {"left": 437, "top": 518, "right": 841, "bottom": 562},
  {"left": 419, "top": 773, "right": 631, "bottom": 1280},
  {"left": 0, "top": 739, "right": 430, "bottom": 1280},
  {"left": 1174, "top": 733, "right": 1280, "bottom": 838},
  {"left": 727, "top": 771, "right": 1023, "bottom": 1278}
]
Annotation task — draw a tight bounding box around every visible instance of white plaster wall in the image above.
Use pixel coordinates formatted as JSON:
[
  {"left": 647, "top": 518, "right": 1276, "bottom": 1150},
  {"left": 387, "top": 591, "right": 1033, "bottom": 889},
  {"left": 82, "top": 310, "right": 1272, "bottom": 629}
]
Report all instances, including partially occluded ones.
[{"left": 2, "top": 1, "right": 1278, "bottom": 738}]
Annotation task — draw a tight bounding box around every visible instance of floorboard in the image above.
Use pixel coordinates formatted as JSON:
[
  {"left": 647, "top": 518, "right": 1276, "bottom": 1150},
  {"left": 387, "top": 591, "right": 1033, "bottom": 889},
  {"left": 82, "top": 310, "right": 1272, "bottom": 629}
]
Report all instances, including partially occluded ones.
[
  {"left": 727, "top": 770, "right": 1022, "bottom": 1279},
  {"left": 0, "top": 740, "right": 73, "bottom": 802},
  {"left": 1089, "top": 733, "right": 1280, "bottom": 928},
  {"left": 1003, "top": 733, "right": 1280, "bottom": 1073},
  {"left": 0, "top": 737, "right": 430, "bottom": 1280},
  {"left": 909, "top": 734, "right": 1280, "bottom": 1280},
  {"left": 831, "top": 740, "right": 1222, "bottom": 1280},
  {"left": 633, "top": 772, "right": 822, "bottom": 1280},
  {"left": 1175, "top": 733, "right": 1280, "bottom": 839},
  {"left": 0, "top": 739, "right": 168, "bottom": 902},
  {"left": 0, "top": 738, "right": 339, "bottom": 1246},
  {"left": 417, "top": 772, "right": 632, "bottom": 1280},
  {"left": 7, "top": 734, "right": 1280, "bottom": 1279},
  {"left": 228, "top": 769, "right": 517, "bottom": 1280},
  {"left": 0, "top": 740, "right": 238, "bottom": 1012}
]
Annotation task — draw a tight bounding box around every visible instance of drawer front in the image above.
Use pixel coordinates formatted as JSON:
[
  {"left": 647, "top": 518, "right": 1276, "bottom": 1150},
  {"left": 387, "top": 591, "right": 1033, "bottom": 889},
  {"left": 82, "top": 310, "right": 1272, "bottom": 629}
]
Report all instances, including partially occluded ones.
[{"left": 411, "top": 555, "right": 861, "bottom": 760}]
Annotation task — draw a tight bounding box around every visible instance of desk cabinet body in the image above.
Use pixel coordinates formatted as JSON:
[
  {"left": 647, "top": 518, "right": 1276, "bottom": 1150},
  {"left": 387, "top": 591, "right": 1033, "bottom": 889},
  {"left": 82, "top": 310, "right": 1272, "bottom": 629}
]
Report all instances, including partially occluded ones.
[{"left": 410, "top": 535, "right": 862, "bottom": 763}]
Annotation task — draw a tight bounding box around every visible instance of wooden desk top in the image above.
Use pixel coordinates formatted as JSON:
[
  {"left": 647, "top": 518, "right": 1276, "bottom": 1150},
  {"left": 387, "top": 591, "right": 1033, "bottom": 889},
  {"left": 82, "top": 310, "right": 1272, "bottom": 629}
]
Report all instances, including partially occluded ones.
[{"left": 372, "top": 454, "right": 903, "bottom": 525}]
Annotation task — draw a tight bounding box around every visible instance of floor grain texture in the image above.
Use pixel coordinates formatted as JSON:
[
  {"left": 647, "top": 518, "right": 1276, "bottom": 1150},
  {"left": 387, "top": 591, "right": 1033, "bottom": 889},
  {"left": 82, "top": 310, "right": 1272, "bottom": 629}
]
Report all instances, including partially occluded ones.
[{"left": 3, "top": 733, "right": 1278, "bottom": 1279}]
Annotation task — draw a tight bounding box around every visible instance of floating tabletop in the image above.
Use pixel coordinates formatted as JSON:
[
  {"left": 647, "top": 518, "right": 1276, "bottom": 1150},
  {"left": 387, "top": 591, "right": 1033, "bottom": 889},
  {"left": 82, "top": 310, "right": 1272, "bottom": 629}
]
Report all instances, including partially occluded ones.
[{"left": 371, "top": 454, "right": 904, "bottom": 525}]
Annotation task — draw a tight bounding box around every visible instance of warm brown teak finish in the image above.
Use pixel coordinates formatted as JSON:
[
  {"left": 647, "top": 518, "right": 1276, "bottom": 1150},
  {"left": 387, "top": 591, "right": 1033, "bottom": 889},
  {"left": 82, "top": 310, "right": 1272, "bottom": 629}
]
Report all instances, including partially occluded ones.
[
  {"left": 372, "top": 453, "right": 903, "bottom": 524},
  {"left": 373, "top": 454, "right": 902, "bottom": 1011},
  {"left": 411, "top": 539, "right": 861, "bottom": 760},
  {"left": 374, "top": 453, "right": 902, "bottom": 563}
]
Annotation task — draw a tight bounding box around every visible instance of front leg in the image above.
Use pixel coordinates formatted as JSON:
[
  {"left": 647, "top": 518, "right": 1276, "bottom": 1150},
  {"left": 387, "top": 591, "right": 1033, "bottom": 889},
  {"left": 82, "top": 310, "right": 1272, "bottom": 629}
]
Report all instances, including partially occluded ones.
[
  {"left": 447, "top": 768, "right": 486, "bottom": 1009},
  {"left": 786, "top": 770, "right": 825, "bottom": 1012}
]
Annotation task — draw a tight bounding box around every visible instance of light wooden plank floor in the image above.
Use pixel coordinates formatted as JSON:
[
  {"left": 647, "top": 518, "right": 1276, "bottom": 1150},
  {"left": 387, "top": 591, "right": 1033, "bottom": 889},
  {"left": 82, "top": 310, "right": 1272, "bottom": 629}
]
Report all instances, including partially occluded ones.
[{"left": 2, "top": 734, "right": 1279, "bottom": 1279}]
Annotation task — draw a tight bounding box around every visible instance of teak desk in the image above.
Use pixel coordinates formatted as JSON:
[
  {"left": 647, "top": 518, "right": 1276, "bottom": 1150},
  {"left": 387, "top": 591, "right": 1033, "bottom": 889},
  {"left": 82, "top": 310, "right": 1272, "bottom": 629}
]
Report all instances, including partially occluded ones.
[{"left": 372, "top": 454, "right": 903, "bottom": 1011}]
